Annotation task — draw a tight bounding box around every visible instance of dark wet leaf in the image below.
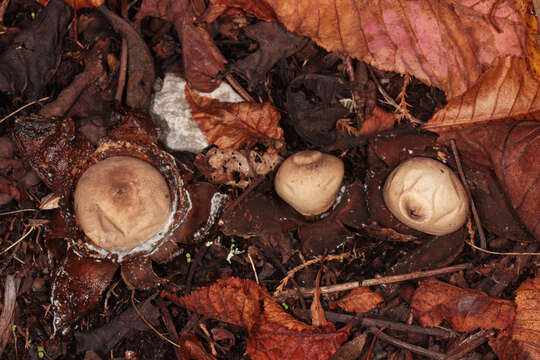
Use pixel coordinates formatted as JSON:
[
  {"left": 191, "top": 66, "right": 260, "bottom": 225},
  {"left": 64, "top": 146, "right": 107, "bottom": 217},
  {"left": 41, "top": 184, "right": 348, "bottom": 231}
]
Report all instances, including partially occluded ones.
[
  {"left": 439, "top": 121, "right": 540, "bottom": 240},
  {"left": 98, "top": 6, "right": 155, "bottom": 109},
  {"left": 135, "top": 0, "right": 226, "bottom": 92},
  {"left": 0, "top": 0, "right": 72, "bottom": 99},
  {"left": 232, "top": 22, "right": 308, "bottom": 92},
  {"left": 75, "top": 298, "right": 159, "bottom": 353},
  {"left": 52, "top": 251, "right": 118, "bottom": 335}
]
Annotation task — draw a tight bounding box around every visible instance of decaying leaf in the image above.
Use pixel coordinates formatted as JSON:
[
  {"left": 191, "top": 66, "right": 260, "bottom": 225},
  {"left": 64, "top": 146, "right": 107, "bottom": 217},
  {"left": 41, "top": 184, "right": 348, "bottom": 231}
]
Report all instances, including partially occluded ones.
[
  {"left": 411, "top": 278, "right": 515, "bottom": 333},
  {"left": 74, "top": 298, "right": 160, "bottom": 354},
  {"left": 490, "top": 276, "right": 540, "bottom": 360},
  {"left": 336, "top": 287, "right": 384, "bottom": 315},
  {"left": 135, "top": 0, "right": 226, "bottom": 92},
  {"left": 264, "top": 0, "right": 528, "bottom": 99},
  {"left": 438, "top": 121, "right": 540, "bottom": 240},
  {"left": 425, "top": 57, "right": 540, "bottom": 130},
  {"left": 0, "top": 0, "right": 72, "bottom": 99},
  {"left": 194, "top": 148, "right": 282, "bottom": 188},
  {"left": 209, "top": 0, "right": 277, "bottom": 21},
  {"left": 186, "top": 85, "right": 285, "bottom": 149},
  {"left": 162, "top": 277, "right": 350, "bottom": 360},
  {"left": 231, "top": 21, "right": 308, "bottom": 91}
]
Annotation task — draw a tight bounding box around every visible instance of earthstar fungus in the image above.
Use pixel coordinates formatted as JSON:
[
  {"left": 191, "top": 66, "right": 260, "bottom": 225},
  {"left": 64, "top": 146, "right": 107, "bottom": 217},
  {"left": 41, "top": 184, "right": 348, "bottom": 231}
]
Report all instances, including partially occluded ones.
[{"left": 14, "top": 110, "right": 226, "bottom": 334}]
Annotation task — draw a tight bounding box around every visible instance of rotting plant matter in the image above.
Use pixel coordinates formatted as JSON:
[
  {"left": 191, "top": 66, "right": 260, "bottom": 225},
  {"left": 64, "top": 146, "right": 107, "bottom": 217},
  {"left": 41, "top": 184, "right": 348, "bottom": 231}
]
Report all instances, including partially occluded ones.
[{"left": 13, "top": 110, "right": 227, "bottom": 335}]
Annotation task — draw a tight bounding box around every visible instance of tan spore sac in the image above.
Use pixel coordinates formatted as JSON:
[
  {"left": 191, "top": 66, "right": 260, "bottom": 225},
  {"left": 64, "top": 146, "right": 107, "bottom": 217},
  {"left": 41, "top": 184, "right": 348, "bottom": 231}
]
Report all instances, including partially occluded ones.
[
  {"left": 274, "top": 151, "right": 344, "bottom": 216},
  {"left": 382, "top": 157, "right": 469, "bottom": 236},
  {"left": 74, "top": 156, "right": 172, "bottom": 252}
]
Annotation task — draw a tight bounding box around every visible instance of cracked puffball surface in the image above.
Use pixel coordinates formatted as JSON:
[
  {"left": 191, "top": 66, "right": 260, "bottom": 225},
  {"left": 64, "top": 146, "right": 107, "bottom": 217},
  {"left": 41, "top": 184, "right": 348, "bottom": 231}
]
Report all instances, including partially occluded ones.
[
  {"left": 274, "top": 151, "right": 344, "bottom": 216},
  {"left": 74, "top": 156, "right": 172, "bottom": 252},
  {"left": 382, "top": 157, "right": 469, "bottom": 236}
]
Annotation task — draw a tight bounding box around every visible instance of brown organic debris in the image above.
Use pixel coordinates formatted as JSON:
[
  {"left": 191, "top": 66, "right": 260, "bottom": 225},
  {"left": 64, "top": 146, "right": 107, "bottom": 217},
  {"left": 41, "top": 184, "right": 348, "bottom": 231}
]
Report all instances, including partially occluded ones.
[
  {"left": 162, "top": 277, "right": 350, "bottom": 360},
  {"left": 411, "top": 278, "right": 515, "bottom": 333}
]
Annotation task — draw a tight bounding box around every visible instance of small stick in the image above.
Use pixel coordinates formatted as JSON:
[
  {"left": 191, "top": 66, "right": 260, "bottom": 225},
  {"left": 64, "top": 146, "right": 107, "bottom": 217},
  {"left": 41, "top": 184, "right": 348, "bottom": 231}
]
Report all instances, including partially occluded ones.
[
  {"left": 361, "top": 318, "right": 458, "bottom": 339},
  {"left": 0, "top": 97, "right": 50, "bottom": 124},
  {"left": 465, "top": 240, "right": 540, "bottom": 256},
  {"left": 131, "top": 291, "right": 180, "bottom": 348},
  {"left": 225, "top": 73, "right": 255, "bottom": 103},
  {"left": 445, "top": 330, "right": 493, "bottom": 360},
  {"left": 274, "top": 253, "right": 351, "bottom": 296},
  {"left": 274, "top": 263, "right": 471, "bottom": 299},
  {"left": 157, "top": 297, "right": 183, "bottom": 360},
  {"left": 247, "top": 253, "right": 260, "bottom": 284},
  {"left": 367, "top": 327, "right": 446, "bottom": 360},
  {"left": 449, "top": 139, "right": 487, "bottom": 249}
]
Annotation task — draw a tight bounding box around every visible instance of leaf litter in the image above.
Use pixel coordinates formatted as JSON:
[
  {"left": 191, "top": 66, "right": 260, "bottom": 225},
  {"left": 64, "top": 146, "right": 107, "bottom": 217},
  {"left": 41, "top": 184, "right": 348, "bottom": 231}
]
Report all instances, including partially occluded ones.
[{"left": 0, "top": 0, "right": 539, "bottom": 359}]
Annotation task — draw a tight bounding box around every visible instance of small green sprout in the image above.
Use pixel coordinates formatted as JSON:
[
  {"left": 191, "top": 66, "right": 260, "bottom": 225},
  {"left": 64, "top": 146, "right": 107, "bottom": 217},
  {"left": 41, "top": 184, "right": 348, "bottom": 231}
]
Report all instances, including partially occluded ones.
[
  {"left": 37, "top": 345, "right": 45, "bottom": 359},
  {"left": 186, "top": 253, "right": 192, "bottom": 264},
  {"left": 281, "top": 302, "right": 289, "bottom": 310}
]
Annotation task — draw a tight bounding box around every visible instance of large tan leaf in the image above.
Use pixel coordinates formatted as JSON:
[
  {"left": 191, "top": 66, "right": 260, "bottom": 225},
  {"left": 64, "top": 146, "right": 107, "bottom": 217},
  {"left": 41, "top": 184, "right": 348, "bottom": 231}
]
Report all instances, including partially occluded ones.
[
  {"left": 438, "top": 121, "right": 540, "bottom": 240},
  {"left": 490, "top": 276, "right": 540, "bottom": 360},
  {"left": 424, "top": 57, "right": 540, "bottom": 130},
  {"left": 185, "top": 85, "right": 285, "bottom": 149},
  {"left": 411, "top": 278, "right": 515, "bottom": 332},
  {"left": 264, "top": 0, "right": 528, "bottom": 98}
]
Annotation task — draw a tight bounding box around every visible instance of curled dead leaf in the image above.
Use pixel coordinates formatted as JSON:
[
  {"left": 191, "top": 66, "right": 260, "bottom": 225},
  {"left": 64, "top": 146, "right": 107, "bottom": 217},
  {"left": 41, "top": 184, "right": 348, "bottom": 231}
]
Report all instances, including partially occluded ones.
[
  {"left": 425, "top": 57, "right": 540, "bottom": 130},
  {"left": 336, "top": 287, "right": 384, "bottom": 315},
  {"left": 162, "top": 277, "right": 350, "bottom": 360},
  {"left": 490, "top": 276, "right": 540, "bottom": 360},
  {"left": 411, "top": 278, "right": 515, "bottom": 333},
  {"left": 186, "top": 85, "right": 285, "bottom": 149}
]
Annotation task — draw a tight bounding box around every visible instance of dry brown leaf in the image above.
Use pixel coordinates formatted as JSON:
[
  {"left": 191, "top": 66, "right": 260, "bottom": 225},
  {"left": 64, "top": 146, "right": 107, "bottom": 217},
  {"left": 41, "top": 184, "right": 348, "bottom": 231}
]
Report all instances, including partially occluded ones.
[
  {"left": 336, "top": 287, "right": 384, "bottom": 315},
  {"left": 162, "top": 277, "right": 350, "bottom": 360},
  {"left": 437, "top": 121, "right": 540, "bottom": 240},
  {"left": 310, "top": 270, "right": 328, "bottom": 327},
  {"left": 186, "top": 85, "right": 285, "bottom": 149},
  {"left": 490, "top": 276, "right": 540, "bottom": 360},
  {"left": 36, "top": 0, "right": 104, "bottom": 9},
  {"left": 411, "top": 278, "right": 515, "bottom": 332},
  {"left": 209, "top": 0, "right": 277, "bottom": 21},
  {"left": 264, "top": 0, "right": 528, "bottom": 99},
  {"left": 425, "top": 57, "right": 540, "bottom": 130}
]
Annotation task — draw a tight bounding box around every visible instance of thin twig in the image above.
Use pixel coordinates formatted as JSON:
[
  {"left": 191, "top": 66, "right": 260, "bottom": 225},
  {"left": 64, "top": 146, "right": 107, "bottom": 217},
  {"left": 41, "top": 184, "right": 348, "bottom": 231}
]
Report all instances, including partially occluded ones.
[
  {"left": 367, "top": 327, "right": 446, "bottom": 360},
  {"left": 247, "top": 253, "right": 260, "bottom": 284},
  {"left": 0, "top": 209, "right": 37, "bottom": 216},
  {"left": 445, "top": 330, "right": 493, "bottom": 360},
  {"left": 274, "top": 263, "right": 471, "bottom": 299},
  {"left": 131, "top": 291, "right": 180, "bottom": 348},
  {"left": 1, "top": 226, "right": 35, "bottom": 254},
  {"left": 449, "top": 139, "right": 487, "bottom": 249},
  {"left": 274, "top": 253, "right": 352, "bottom": 296},
  {"left": 361, "top": 318, "right": 458, "bottom": 339},
  {"left": 465, "top": 240, "right": 540, "bottom": 256},
  {"left": 225, "top": 73, "right": 255, "bottom": 103},
  {"left": 0, "top": 97, "right": 50, "bottom": 124}
]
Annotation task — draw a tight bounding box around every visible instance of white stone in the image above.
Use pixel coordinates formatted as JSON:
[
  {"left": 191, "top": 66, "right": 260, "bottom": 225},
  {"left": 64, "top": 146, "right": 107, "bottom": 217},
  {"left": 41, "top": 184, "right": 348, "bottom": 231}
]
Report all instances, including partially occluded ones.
[{"left": 150, "top": 73, "right": 244, "bottom": 153}]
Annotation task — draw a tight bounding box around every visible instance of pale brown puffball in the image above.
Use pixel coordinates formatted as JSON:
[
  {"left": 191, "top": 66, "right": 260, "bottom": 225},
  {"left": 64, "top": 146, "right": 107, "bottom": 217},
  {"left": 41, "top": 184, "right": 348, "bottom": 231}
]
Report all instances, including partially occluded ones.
[
  {"left": 382, "top": 157, "right": 469, "bottom": 236},
  {"left": 274, "top": 151, "right": 344, "bottom": 216},
  {"left": 74, "top": 156, "right": 172, "bottom": 252}
]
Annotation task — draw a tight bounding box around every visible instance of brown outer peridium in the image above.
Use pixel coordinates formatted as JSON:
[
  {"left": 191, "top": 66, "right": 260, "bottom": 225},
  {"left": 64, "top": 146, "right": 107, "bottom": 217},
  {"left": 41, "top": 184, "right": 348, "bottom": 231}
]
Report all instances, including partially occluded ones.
[{"left": 60, "top": 139, "right": 191, "bottom": 263}]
